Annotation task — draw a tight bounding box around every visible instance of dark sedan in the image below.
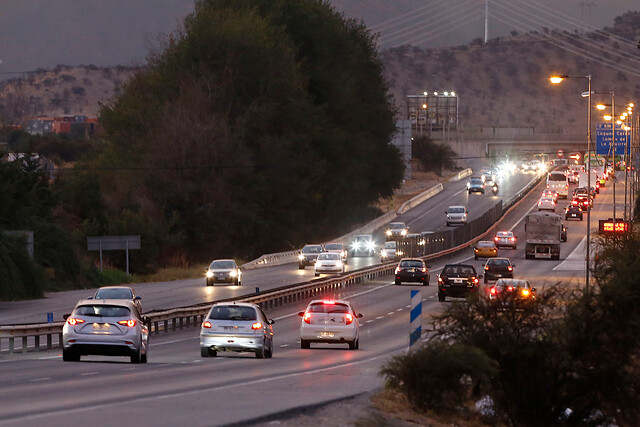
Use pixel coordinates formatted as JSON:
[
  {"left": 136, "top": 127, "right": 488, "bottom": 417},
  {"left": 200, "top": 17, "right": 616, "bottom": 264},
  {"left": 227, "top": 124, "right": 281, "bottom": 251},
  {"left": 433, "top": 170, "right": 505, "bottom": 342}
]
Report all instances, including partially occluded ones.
[
  {"left": 483, "top": 257, "right": 514, "bottom": 283},
  {"left": 394, "top": 258, "right": 430, "bottom": 286},
  {"left": 565, "top": 204, "right": 583, "bottom": 221},
  {"left": 438, "top": 264, "right": 481, "bottom": 301}
]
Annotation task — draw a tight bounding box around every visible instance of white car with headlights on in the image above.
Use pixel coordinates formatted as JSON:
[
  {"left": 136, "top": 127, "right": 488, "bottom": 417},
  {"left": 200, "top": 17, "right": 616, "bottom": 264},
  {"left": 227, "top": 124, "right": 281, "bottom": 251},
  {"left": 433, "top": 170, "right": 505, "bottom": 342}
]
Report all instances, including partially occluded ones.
[
  {"left": 205, "top": 259, "right": 242, "bottom": 286},
  {"left": 62, "top": 299, "right": 149, "bottom": 363},
  {"left": 298, "top": 299, "right": 362, "bottom": 350},
  {"left": 200, "top": 302, "right": 274, "bottom": 358},
  {"left": 314, "top": 252, "right": 345, "bottom": 276},
  {"left": 385, "top": 222, "right": 408, "bottom": 239},
  {"left": 445, "top": 205, "right": 468, "bottom": 226}
]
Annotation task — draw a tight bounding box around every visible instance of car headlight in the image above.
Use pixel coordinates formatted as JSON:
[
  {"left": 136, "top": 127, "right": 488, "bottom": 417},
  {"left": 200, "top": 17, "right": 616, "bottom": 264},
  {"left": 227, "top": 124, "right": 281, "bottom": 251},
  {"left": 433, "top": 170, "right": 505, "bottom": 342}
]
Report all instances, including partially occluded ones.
[
  {"left": 298, "top": 254, "right": 304, "bottom": 260},
  {"left": 352, "top": 242, "right": 361, "bottom": 250},
  {"left": 366, "top": 242, "right": 376, "bottom": 250},
  {"left": 205, "top": 271, "right": 214, "bottom": 278},
  {"left": 229, "top": 270, "right": 237, "bottom": 277},
  {"left": 386, "top": 230, "right": 392, "bottom": 236},
  {"left": 401, "top": 230, "right": 407, "bottom": 236},
  {"left": 397, "top": 250, "right": 403, "bottom": 256},
  {"left": 381, "top": 250, "right": 387, "bottom": 257}
]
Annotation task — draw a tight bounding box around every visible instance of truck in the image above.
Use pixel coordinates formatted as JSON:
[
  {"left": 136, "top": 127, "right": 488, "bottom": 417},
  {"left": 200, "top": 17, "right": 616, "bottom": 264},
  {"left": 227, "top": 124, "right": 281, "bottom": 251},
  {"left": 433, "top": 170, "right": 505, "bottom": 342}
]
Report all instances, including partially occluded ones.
[
  {"left": 524, "top": 211, "right": 563, "bottom": 260},
  {"left": 578, "top": 170, "right": 600, "bottom": 190}
]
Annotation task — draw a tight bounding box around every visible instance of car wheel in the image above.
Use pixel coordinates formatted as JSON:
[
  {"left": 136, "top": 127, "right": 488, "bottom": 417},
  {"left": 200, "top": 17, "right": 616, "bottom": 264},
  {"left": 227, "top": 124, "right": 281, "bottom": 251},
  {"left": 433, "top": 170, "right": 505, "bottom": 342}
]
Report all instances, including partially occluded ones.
[
  {"left": 394, "top": 279, "right": 401, "bottom": 285},
  {"left": 62, "top": 348, "right": 79, "bottom": 362},
  {"left": 301, "top": 339, "right": 310, "bottom": 349},
  {"left": 446, "top": 222, "right": 451, "bottom": 227},
  {"left": 474, "top": 255, "right": 478, "bottom": 260},
  {"left": 438, "top": 293, "right": 446, "bottom": 302},
  {"left": 314, "top": 273, "right": 319, "bottom": 277},
  {"left": 200, "top": 347, "right": 210, "bottom": 357},
  {"left": 255, "top": 343, "right": 265, "bottom": 359},
  {"left": 131, "top": 346, "right": 141, "bottom": 364},
  {"left": 348, "top": 340, "right": 357, "bottom": 350},
  {"left": 265, "top": 339, "right": 273, "bottom": 358},
  {"left": 236, "top": 280, "right": 241, "bottom": 286},
  {"left": 298, "top": 264, "right": 304, "bottom": 270},
  {"left": 141, "top": 352, "right": 148, "bottom": 364},
  {"left": 206, "top": 280, "right": 211, "bottom": 287}
]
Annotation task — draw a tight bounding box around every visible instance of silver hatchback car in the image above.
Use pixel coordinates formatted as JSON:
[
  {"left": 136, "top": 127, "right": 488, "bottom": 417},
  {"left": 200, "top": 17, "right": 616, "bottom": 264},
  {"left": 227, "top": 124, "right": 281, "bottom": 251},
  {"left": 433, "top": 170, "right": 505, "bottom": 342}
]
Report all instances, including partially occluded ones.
[
  {"left": 200, "top": 302, "right": 274, "bottom": 358},
  {"left": 62, "top": 299, "right": 149, "bottom": 363}
]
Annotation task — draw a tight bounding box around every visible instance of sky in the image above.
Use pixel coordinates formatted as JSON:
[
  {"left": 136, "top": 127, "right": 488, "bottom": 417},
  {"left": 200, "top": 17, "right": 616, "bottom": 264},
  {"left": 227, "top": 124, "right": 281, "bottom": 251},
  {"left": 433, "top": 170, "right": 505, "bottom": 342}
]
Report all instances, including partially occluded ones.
[{"left": 0, "top": 0, "right": 637, "bottom": 76}]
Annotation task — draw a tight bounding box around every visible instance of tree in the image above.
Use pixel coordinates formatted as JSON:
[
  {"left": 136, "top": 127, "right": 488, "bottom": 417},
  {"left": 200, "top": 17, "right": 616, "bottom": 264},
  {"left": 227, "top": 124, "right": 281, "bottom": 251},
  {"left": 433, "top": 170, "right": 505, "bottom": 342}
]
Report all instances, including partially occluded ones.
[{"left": 98, "top": 0, "right": 404, "bottom": 262}]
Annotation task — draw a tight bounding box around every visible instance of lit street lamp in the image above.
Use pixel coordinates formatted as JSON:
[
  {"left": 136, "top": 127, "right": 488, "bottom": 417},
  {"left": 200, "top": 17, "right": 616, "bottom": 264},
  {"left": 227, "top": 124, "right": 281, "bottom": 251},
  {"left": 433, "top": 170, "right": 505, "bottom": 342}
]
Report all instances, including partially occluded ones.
[{"left": 550, "top": 74, "right": 592, "bottom": 293}]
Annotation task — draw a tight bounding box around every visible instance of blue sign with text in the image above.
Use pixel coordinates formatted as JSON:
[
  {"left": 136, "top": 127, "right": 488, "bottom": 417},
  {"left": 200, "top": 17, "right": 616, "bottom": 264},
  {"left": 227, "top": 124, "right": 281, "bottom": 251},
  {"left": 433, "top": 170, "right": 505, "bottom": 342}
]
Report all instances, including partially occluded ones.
[{"left": 595, "top": 123, "right": 629, "bottom": 155}]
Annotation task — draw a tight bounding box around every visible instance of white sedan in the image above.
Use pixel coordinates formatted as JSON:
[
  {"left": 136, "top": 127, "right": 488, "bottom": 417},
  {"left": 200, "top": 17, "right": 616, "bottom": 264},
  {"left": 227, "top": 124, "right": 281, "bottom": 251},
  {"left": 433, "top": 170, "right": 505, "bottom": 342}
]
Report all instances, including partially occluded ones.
[
  {"left": 298, "top": 299, "right": 362, "bottom": 349},
  {"left": 537, "top": 196, "right": 556, "bottom": 212},
  {"left": 314, "top": 252, "right": 345, "bottom": 276}
]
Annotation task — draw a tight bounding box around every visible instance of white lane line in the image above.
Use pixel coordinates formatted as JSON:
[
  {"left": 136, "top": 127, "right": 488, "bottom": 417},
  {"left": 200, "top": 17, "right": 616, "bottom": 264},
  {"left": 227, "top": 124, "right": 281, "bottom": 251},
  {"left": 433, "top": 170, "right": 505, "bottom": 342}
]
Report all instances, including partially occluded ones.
[
  {"left": 38, "top": 355, "right": 61, "bottom": 360},
  {"left": 395, "top": 308, "right": 403, "bottom": 312},
  {"left": 80, "top": 372, "right": 98, "bottom": 376},
  {"left": 280, "top": 344, "right": 289, "bottom": 348},
  {"left": 454, "top": 188, "right": 466, "bottom": 196},
  {"left": 30, "top": 378, "right": 50, "bottom": 382},
  {"left": 375, "top": 316, "right": 384, "bottom": 320},
  {"left": 386, "top": 312, "right": 395, "bottom": 316},
  {"left": 151, "top": 337, "right": 197, "bottom": 347},
  {"left": 407, "top": 205, "right": 440, "bottom": 227},
  {"left": 365, "top": 320, "right": 374, "bottom": 324},
  {"left": 554, "top": 236, "right": 587, "bottom": 271}
]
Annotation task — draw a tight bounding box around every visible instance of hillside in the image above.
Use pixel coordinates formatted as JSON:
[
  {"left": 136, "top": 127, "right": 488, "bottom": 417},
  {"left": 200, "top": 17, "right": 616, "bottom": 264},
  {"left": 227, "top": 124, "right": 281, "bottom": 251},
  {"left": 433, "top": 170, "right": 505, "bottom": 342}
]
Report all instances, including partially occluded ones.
[{"left": 0, "top": 11, "right": 638, "bottom": 133}]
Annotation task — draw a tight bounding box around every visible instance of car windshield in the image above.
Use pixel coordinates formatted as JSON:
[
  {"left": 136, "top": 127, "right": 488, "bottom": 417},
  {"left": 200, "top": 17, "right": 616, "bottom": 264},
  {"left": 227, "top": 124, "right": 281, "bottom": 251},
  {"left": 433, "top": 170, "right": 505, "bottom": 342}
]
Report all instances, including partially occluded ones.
[
  {"left": 325, "top": 244, "right": 342, "bottom": 251},
  {"left": 389, "top": 223, "right": 405, "bottom": 229},
  {"left": 489, "top": 259, "right": 510, "bottom": 266},
  {"left": 447, "top": 207, "right": 465, "bottom": 213},
  {"left": 208, "top": 305, "right": 257, "bottom": 321},
  {"left": 477, "top": 241, "right": 494, "bottom": 248},
  {"left": 400, "top": 260, "right": 424, "bottom": 268},
  {"left": 318, "top": 253, "right": 340, "bottom": 260},
  {"left": 497, "top": 232, "right": 511, "bottom": 238},
  {"left": 94, "top": 288, "right": 133, "bottom": 299},
  {"left": 302, "top": 245, "right": 323, "bottom": 253},
  {"left": 548, "top": 172, "right": 566, "bottom": 181},
  {"left": 496, "top": 279, "right": 528, "bottom": 289},
  {"left": 355, "top": 236, "right": 372, "bottom": 243},
  {"left": 470, "top": 179, "right": 482, "bottom": 184},
  {"left": 308, "top": 302, "right": 350, "bottom": 314},
  {"left": 75, "top": 305, "right": 131, "bottom": 317},
  {"left": 384, "top": 242, "right": 396, "bottom": 249},
  {"left": 209, "top": 260, "right": 236, "bottom": 269}
]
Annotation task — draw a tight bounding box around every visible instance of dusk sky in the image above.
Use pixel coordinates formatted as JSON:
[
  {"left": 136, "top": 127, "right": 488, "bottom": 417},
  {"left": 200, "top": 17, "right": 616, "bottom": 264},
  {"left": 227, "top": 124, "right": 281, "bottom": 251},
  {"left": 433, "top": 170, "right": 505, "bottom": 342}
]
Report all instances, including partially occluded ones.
[{"left": 0, "top": 0, "right": 636, "bottom": 76}]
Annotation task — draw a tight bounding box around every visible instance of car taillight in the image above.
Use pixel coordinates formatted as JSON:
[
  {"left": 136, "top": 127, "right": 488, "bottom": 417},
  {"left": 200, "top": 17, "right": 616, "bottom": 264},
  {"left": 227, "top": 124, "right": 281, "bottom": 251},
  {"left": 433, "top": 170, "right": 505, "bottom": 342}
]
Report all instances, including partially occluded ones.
[
  {"left": 395, "top": 267, "right": 400, "bottom": 274},
  {"left": 303, "top": 312, "right": 311, "bottom": 324},
  {"left": 485, "top": 265, "right": 489, "bottom": 270},
  {"left": 507, "top": 266, "right": 513, "bottom": 271},
  {"left": 438, "top": 277, "right": 443, "bottom": 283},
  {"left": 490, "top": 287, "right": 496, "bottom": 294},
  {"left": 117, "top": 319, "right": 137, "bottom": 327},
  {"left": 323, "top": 300, "right": 335, "bottom": 305},
  {"left": 508, "top": 286, "right": 513, "bottom": 291},
  {"left": 521, "top": 289, "right": 530, "bottom": 297},
  {"left": 252, "top": 322, "right": 263, "bottom": 330},
  {"left": 67, "top": 318, "right": 85, "bottom": 326},
  {"left": 510, "top": 237, "right": 515, "bottom": 241},
  {"left": 202, "top": 321, "right": 212, "bottom": 328},
  {"left": 421, "top": 267, "right": 427, "bottom": 273},
  {"left": 345, "top": 313, "right": 353, "bottom": 325},
  {"left": 473, "top": 277, "right": 479, "bottom": 284}
]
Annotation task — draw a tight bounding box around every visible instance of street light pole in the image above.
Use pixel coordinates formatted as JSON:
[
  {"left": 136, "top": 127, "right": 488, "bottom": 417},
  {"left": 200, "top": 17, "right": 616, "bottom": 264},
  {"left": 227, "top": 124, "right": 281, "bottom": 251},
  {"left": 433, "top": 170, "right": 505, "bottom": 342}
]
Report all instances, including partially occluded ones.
[{"left": 550, "top": 74, "right": 592, "bottom": 293}]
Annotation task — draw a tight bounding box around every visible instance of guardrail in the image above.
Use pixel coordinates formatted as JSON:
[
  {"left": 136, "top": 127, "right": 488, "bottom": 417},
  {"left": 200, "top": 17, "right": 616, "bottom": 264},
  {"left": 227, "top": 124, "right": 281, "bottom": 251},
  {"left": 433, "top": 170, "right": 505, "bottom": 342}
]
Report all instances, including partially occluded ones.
[{"left": 0, "top": 170, "right": 544, "bottom": 355}]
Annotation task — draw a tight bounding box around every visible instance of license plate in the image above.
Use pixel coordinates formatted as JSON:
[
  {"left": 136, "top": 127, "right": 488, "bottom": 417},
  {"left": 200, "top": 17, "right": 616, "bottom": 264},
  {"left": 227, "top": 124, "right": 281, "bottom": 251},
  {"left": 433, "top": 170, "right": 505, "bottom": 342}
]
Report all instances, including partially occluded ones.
[
  {"left": 536, "top": 253, "right": 552, "bottom": 259},
  {"left": 409, "top": 268, "right": 416, "bottom": 272},
  {"left": 571, "top": 214, "right": 577, "bottom": 217},
  {"left": 453, "top": 278, "right": 463, "bottom": 284},
  {"left": 93, "top": 323, "right": 109, "bottom": 330},
  {"left": 320, "top": 332, "right": 335, "bottom": 338}
]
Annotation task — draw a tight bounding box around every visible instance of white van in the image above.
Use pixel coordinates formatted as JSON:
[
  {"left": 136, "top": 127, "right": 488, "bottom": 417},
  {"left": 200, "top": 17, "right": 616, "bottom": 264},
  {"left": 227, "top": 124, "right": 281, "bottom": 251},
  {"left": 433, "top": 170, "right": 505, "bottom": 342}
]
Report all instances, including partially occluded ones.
[{"left": 546, "top": 171, "right": 568, "bottom": 199}]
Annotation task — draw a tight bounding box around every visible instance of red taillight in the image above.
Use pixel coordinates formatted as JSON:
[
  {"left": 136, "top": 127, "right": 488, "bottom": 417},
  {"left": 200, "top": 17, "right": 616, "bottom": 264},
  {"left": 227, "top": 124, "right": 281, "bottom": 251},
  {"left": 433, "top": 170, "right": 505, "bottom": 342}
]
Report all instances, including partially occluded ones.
[
  {"left": 395, "top": 267, "right": 400, "bottom": 274},
  {"left": 202, "top": 321, "right": 212, "bottom": 328},
  {"left": 510, "top": 237, "right": 515, "bottom": 241},
  {"left": 323, "top": 300, "right": 335, "bottom": 305},
  {"left": 508, "top": 286, "right": 513, "bottom": 291},
  {"left": 490, "top": 287, "right": 496, "bottom": 294},
  {"left": 345, "top": 313, "right": 353, "bottom": 325},
  {"left": 421, "top": 267, "right": 427, "bottom": 273},
  {"left": 507, "top": 266, "right": 513, "bottom": 271},
  {"left": 117, "top": 319, "right": 137, "bottom": 327},
  {"left": 67, "top": 318, "right": 85, "bottom": 326},
  {"left": 485, "top": 265, "right": 489, "bottom": 271},
  {"left": 438, "top": 277, "right": 443, "bottom": 283},
  {"left": 546, "top": 184, "right": 550, "bottom": 188},
  {"left": 252, "top": 322, "right": 263, "bottom": 330},
  {"left": 303, "top": 312, "right": 311, "bottom": 324},
  {"left": 494, "top": 236, "right": 499, "bottom": 241}
]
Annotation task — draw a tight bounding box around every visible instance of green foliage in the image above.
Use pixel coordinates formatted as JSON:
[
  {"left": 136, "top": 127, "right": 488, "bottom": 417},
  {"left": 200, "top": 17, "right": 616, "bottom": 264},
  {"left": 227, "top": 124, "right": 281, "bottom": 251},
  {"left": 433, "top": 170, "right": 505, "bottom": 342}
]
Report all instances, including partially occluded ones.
[
  {"left": 0, "top": 232, "right": 45, "bottom": 300},
  {"left": 97, "top": 0, "right": 404, "bottom": 262},
  {"left": 97, "top": 269, "right": 132, "bottom": 286},
  {"left": 411, "top": 135, "right": 458, "bottom": 174},
  {"left": 380, "top": 341, "right": 496, "bottom": 414}
]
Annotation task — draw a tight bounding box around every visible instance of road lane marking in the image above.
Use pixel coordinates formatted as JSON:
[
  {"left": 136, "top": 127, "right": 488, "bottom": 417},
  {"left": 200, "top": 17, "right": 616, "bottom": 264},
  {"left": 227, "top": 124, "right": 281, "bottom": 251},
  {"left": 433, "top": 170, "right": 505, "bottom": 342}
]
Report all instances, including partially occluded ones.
[
  {"left": 375, "top": 316, "right": 384, "bottom": 320},
  {"left": 386, "top": 312, "right": 395, "bottom": 316},
  {"left": 30, "top": 377, "right": 50, "bottom": 382},
  {"left": 80, "top": 372, "right": 98, "bottom": 376}
]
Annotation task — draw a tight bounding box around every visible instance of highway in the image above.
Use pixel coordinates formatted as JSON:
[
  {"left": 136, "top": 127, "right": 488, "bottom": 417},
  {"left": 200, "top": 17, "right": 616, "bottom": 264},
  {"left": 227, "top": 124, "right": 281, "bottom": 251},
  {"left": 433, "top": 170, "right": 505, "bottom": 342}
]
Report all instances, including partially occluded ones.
[
  {"left": 0, "top": 169, "right": 622, "bottom": 426},
  {"left": 0, "top": 170, "right": 535, "bottom": 325}
]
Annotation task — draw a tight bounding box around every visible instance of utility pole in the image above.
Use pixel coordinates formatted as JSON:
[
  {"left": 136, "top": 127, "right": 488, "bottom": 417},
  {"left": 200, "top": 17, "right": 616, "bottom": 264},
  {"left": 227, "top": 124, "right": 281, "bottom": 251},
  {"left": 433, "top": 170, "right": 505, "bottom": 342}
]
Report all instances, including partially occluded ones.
[{"left": 484, "top": 0, "right": 489, "bottom": 44}]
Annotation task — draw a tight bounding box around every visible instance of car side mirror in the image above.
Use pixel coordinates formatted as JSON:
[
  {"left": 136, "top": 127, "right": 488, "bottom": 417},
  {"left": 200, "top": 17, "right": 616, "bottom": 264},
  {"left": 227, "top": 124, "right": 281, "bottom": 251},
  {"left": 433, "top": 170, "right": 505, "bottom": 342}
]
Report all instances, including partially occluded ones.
[
  {"left": 357, "top": 313, "right": 363, "bottom": 318},
  {"left": 63, "top": 314, "right": 70, "bottom": 320},
  {"left": 531, "top": 288, "right": 537, "bottom": 292},
  {"left": 512, "top": 264, "right": 516, "bottom": 268},
  {"left": 298, "top": 311, "right": 305, "bottom": 317},
  {"left": 426, "top": 265, "right": 431, "bottom": 268},
  {"left": 267, "top": 319, "right": 275, "bottom": 325},
  {"left": 134, "top": 296, "right": 142, "bottom": 301}
]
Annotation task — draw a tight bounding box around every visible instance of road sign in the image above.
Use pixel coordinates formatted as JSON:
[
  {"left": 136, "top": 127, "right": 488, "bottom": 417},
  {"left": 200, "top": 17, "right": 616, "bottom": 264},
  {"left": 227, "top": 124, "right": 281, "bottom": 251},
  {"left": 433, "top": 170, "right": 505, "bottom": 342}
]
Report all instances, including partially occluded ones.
[
  {"left": 557, "top": 149, "right": 564, "bottom": 158},
  {"left": 87, "top": 235, "right": 141, "bottom": 275},
  {"left": 595, "top": 123, "right": 628, "bottom": 155}
]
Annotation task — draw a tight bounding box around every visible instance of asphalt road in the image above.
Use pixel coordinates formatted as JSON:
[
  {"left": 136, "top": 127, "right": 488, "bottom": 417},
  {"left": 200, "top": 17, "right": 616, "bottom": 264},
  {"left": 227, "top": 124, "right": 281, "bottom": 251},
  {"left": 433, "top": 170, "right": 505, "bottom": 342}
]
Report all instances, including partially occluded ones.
[{"left": 0, "top": 169, "right": 622, "bottom": 426}]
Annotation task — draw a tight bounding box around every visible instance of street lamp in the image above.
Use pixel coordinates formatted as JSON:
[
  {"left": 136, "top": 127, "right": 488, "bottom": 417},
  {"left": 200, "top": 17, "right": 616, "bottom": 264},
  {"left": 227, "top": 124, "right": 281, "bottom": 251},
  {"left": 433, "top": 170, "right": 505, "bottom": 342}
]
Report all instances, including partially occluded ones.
[
  {"left": 550, "top": 74, "right": 592, "bottom": 293},
  {"left": 598, "top": 93, "right": 617, "bottom": 226}
]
